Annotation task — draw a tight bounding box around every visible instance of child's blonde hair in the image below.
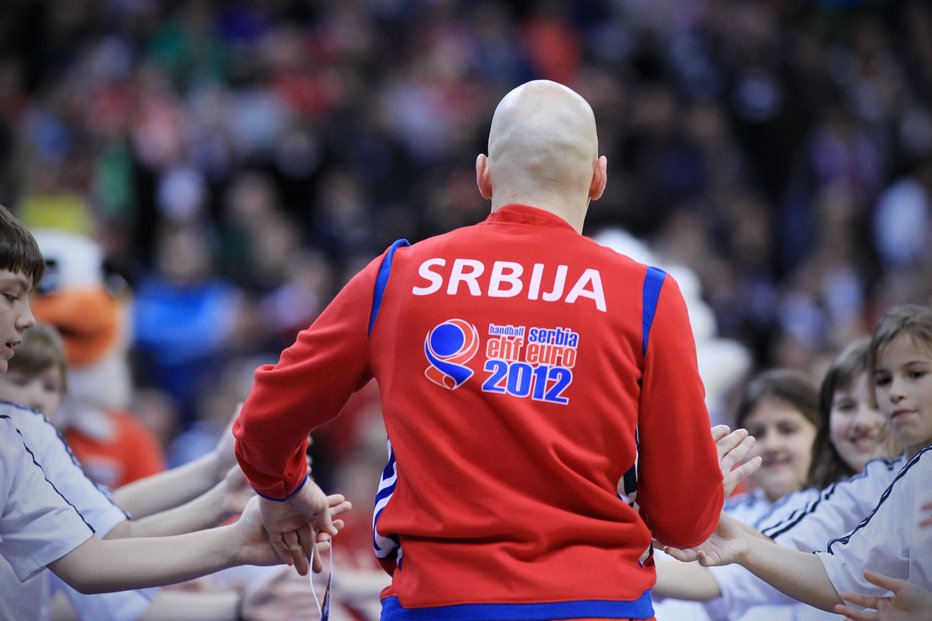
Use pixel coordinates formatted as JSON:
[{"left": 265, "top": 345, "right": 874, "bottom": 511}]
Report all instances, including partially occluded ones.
[{"left": 9, "top": 322, "right": 68, "bottom": 392}]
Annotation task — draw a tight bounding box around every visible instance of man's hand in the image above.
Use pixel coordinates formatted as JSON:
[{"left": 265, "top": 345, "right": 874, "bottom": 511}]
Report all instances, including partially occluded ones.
[
  {"left": 712, "top": 425, "right": 761, "bottom": 497},
  {"left": 233, "top": 495, "right": 347, "bottom": 567},
  {"left": 835, "top": 571, "right": 932, "bottom": 621},
  {"left": 258, "top": 480, "right": 350, "bottom": 576}
]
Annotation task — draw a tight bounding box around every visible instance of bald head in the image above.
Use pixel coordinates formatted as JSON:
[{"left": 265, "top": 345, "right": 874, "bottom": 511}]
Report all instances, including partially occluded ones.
[{"left": 477, "top": 80, "right": 606, "bottom": 231}]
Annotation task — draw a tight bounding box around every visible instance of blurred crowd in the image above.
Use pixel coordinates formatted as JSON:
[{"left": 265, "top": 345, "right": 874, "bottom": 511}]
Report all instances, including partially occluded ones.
[{"left": 1, "top": 0, "right": 931, "bottom": 521}]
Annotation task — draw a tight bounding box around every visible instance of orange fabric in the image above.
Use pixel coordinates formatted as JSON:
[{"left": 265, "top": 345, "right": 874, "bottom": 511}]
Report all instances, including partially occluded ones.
[{"left": 65, "top": 410, "right": 166, "bottom": 489}]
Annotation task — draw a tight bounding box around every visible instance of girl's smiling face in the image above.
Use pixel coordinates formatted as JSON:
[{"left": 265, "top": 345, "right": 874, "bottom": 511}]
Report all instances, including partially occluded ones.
[
  {"left": 744, "top": 396, "right": 819, "bottom": 502},
  {"left": 873, "top": 333, "right": 932, "bottom": 458},
  {"left": 830, "top": 371, "right": 892, "bottom": 472}
]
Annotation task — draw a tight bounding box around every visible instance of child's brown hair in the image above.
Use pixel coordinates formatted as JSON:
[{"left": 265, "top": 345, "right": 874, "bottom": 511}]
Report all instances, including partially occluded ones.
[
  {"left": 734, "top": 369, "right": 821, "bottom": 431},
  {"left": 808, "top": 337, "right": 900, "bottom": 488},
  {"left": 0, "top": 205, "right": 45, "bottom": 285}
]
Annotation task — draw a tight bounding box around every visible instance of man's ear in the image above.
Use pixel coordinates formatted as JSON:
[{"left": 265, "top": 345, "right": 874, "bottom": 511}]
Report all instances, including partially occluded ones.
[
  {"left": 476, "top": 154, "right": 492, "bottom": 200},
  {"left": 589, "top": 156, "right": 607, "bottom": 201}
]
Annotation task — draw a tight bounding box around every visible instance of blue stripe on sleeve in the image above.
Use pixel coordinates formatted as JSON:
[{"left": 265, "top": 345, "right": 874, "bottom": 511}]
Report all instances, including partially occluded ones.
[
  {"left": 255, "top": 473, "right": 309, "bottom": 502},
  {"left": 641, "top": 266, "right": 666, "bottom": 358},
  {"left": 368, "top": 239, "right": 411, "bottom": 338}
]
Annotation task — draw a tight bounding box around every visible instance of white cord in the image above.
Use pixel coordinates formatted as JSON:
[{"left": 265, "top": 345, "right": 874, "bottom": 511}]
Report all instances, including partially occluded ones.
[{"left": 310, "top": 546, "right": 334, "bottom": 620}]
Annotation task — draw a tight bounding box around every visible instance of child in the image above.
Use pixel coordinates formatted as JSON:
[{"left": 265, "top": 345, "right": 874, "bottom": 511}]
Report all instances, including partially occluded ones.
[
  {"left": 654, "top": 368, "right": 821, "bottom": 620},
  {"left": 808, "top": 336, "right": 899, "bottom": 490},
  {"left": 664, "top": 303, "right": 932, "bottom": 617},
  {"left": 0, "top": 205, "right": 41, "bottom": 373},
  {"left": 0, "top": 205, "right": 345, "bottom": 618},
  {"left": 0, "top": 322, "right": 66, "bottom": 424},
  {"left": 0, "top": 321, "right": 344, "bottom": 620},
  {"left": 655, "top": 336, "right": 901, "bottom": 619},
  {"left": 731, "top": 369, "right": 821, "bottom": 508}
]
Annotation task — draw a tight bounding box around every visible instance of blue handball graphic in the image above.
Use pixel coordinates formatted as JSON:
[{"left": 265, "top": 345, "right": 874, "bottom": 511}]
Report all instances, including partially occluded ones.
[
  {"left": 424, "top": 319, "right": 479, "bottom": 390},
  {"left": 429, "top": 322, "right": 466, "bottom": 357}
]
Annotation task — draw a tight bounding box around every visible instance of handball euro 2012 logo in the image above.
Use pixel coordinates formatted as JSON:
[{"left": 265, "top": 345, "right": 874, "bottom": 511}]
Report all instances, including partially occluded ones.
[{"left": 424, "top": 319, "right": 480, "bottom": 390}]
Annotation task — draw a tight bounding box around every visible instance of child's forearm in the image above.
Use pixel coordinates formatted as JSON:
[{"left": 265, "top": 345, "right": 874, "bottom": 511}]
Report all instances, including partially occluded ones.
[
  {"left": 113, "top": 453, "right": 226, "bottom": 518},
  {"left": 740, "top": 535, "right": 842, "bottom": 612},
  {"left": 653, "top": 556, "right": 722, "bottom": 601},
  {"left": 109, "top": 482, "right": 232, "bottom": 538},
  {"left": 49, "top": 524, "right": 256, "bottom": 594}
]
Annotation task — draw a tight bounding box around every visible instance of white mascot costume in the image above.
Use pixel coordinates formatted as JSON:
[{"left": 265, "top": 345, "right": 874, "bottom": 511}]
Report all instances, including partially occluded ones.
[{"left": 31, "top": 229, "right": 166, "bottom": 488}]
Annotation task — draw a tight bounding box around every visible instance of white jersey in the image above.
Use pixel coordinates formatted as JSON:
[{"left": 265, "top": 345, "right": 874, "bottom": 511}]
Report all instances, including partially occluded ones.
[
  {"left": 3, "top": 404, "right": 128, "bottom": 534},
  {"left": 760, "top": 456, "right": 906, "bottom": 548},
  {"left": 711, "top": 455, "right": 908, "bottom": 619},
  {"left": 818, "top": 447, "right": 931, "bottom": 596},
  {"left": 0, "top": 408, "right": 93, "bottom": 621},
  {"left": 0, "top": 403, "right": 153, "bottom": 621}
]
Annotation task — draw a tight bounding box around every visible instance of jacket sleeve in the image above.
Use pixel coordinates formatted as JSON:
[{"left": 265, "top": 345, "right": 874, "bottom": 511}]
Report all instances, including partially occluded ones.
[
  {"left": 634, "top": 273, "right": 724, "bottom": 548},
  {"left": 233, "top": 258, "right": 380, "bottom": 500}
]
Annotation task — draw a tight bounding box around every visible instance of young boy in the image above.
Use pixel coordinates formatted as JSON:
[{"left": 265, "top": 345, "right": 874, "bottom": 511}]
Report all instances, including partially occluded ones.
[
  {"left": 0, "top": 321, "right": 343, "bottom": 621},
  {"left": 0, "top": 205, "right": 40, "bottom": 374},
  {"left": 0, "top": 205, "right": 341, "bottom": 616}
]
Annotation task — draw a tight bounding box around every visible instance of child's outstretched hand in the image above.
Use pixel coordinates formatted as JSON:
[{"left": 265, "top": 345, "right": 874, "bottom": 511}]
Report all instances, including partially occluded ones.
[
  {"left": 662, "top": 511, "right": 750, "bottom": 567},
  {"left": 835, "top": 571, "right": 932, "bottom": 621},
  {"left": 221, "top": 466, "right": 253, "bottom": 517},
  {"left": 234, "top": 496, "right": 288, "bottom": 567}
]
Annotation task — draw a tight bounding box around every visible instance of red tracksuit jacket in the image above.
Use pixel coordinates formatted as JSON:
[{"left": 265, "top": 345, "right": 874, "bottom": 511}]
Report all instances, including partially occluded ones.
[{"left": 235, "top": 204, "right": 724, "bottom": 620}]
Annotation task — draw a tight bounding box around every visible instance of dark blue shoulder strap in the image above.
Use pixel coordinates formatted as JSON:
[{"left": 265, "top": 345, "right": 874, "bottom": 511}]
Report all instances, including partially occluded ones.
[
  {"left": 368, "top": 239, "right": 411, "bottom": 338},
  {"left": 641, "top": 266, "right": 667, "bottom": 358}
]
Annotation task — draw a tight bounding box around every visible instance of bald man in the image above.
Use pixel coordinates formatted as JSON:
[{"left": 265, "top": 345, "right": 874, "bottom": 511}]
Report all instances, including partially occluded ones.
[{"left": 234, "top": 80, "right": 724, "bottom": 620}]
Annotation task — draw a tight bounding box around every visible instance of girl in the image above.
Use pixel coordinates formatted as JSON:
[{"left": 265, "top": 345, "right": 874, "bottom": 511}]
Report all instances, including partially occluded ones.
[
  {"left": 655, "top": 337, "right": 898, "bottom": 620},
  {"left": 654, "top": 368, "right": 822, "bottom": 620},
  {"left": 808, "top": 337, "right": 899, "bottom": 490},
  {"left": 733, "top": 369, "right": 821, "bottom": 509},
  {"left": 665, "top": 303, "right": 932, "bottom": 619}
]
